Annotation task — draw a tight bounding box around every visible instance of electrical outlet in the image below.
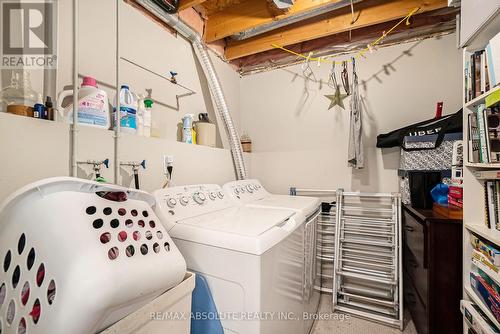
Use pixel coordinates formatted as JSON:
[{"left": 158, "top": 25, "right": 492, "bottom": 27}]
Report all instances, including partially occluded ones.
[{"left": 163, "top": 155, "right": 174, "bottom": 174}]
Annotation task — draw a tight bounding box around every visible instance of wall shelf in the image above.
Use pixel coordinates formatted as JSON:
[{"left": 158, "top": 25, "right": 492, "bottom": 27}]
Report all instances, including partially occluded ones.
[
  {"left": 465, "top": 223, "right": 500, "bottom": 246},
  {"left": 465, "top": 162, "right": 500, "bottom": 168},
  {"left": 472, "top": 249, "right": 500, "bottom": 286},
  {"left": 465, "top": 86, "right": 500, "bottom": 109},
  {"left": 464, "top": 285, "right": 500, "bottom": 329}
]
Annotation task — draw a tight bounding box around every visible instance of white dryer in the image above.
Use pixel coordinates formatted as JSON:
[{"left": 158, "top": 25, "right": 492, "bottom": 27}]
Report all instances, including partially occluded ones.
[
  {"left": 153, "top": 184, "right": 306, "bottom": 334},
  {"left": 223, "top": 179, "right": 322, "bottom": 334}
]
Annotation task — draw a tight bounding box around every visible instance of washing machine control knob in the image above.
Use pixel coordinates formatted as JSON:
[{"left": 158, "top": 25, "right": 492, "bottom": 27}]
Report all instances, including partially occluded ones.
[
  {"left": 193, "top": 192, "right": 206, "bottom": 204},
  {"left": 209, "top": 192, "right": 217, "bottom": 200},
  {"left": 240, "top": 187, "right": 246, "bottom": 193},
  {"left": 179, "top": 196, "right": 189, "bottom": 206},
  {"left": 234, "top": 188, "right": 240, "bottom": 195},
  {"left": 246, "top": 185, "right": 254, "bottom": 193},
  {"left": 218, "top": 191, "right": 225, "bottom": 199},
  {"left": 167, "top": 198, "right": 177, "bottom": 208}
]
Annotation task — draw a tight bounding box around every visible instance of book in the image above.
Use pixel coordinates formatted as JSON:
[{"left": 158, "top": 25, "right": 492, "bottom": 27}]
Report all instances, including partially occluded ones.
[
  {"left": 471, "top": 234, "right": 500, "bottom": 267},
  {"left": 472, "top": 53, "right": 477, "bottom": 100},
  {"left": 475, "top": 51, "right": 483, "bottom": 98},
  {"left": 486, "top": 181, "right": 498, "bottom": 229},
  {"left": 497, "top": 181, "right": 500, "bottom": 230},
  {"left": 487, "top": 32, "right": 500, "bottom": 88},
  {"left": 478, "top": 104, "right": 490, "bottom": 162},
  {"left": 449, "top": 185, "right": 464, "bottom": 199},
  {"left": 486, "top": 107, "right": 500, "bottom": 162},
  {"left": 469, "top": 113, "right": 480, "bottom": 163},
  {"left": 465, "top": 59, "right": 470, "bottom": 103},
  {"left": 475, "top": 170, "right": 500, "bottom": 179},
  {"left": 470, "top": 272, "right": 500, "bottom": 322},
  {"left": 485, "top": 108, "right": 493, "bottom": 162},
  {"left": 481, "top": 51, "right": 487, "bottom": 94},
  {"left": 448, "top": 196, "right": 463, "bottom": 208},
  {"left": 485, "top": 182, "right": 491, "bottom": 229}
]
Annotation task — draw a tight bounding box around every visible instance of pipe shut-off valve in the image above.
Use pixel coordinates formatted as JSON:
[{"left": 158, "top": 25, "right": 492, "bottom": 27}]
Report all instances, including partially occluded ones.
[
  {"left": 120, "top": 160, "right": 146, "bottom": 190},
  {"left": 77, "top": 159, "right": 110, "bottom": 181}
]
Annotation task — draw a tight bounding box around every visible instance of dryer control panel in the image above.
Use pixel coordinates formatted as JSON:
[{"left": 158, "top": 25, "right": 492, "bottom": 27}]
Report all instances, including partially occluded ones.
[
  {"left": 223, "top": 179, "right": 269, "bottom": 203},
  {"left": 154, "top": 184, "right": 233, "bottom": 223}
]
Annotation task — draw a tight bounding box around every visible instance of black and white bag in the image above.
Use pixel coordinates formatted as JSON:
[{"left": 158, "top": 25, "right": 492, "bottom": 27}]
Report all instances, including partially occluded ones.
[{"left": 398, "top": 133, "right": 463, "bottom": 205}]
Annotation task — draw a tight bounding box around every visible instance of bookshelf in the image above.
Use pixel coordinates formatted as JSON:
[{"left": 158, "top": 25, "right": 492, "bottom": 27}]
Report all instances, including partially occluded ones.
[
  {"left": 462, "top": 6, "right": 500, "bottom": 333},
  {"left": 465, "top": 85, "right": 500, "bottom": 109}
]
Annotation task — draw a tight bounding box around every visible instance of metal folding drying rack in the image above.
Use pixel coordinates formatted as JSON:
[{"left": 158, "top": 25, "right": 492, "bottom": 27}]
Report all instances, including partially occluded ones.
[
  {"left": 334, "top": 189, "right": 403, "bottom": 329},
  {"left": 291, "top": 187, "right": 403, "bottom": 329},
  {"left": 290, "top": 188, "right": 337, "bottom": 294}
]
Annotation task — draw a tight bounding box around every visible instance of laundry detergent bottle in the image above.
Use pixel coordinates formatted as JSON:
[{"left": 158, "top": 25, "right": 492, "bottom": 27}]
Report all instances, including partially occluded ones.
[
  {"left": 57, "top": 76, "right": 110, "bottom": 128},
  {"left": 113, "top": 85, "right": 138, "bottom": 133}
]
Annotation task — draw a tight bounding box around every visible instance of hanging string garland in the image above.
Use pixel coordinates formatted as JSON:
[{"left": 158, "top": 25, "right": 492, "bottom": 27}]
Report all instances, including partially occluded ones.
[
  {"left": 324, "top": 63, "right": 348, "bottom": 110},
  {"left": 272, "top": 6, "right": 419, "bottom": 111},
  {"left": 271, "top": 7, "right": 420, "bottom": 65}
]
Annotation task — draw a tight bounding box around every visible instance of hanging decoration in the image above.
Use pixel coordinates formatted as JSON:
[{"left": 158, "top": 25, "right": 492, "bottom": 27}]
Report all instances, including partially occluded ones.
[
  {"left": 347, "top": 57, "right": 364, "bottom": 169},
  {"left": 341, "top": 60, "right": 350, "bottom": 95},
  {"left": 324, "top": 63, "right": 348, "bottom": 110},
  {"left": 271, "top": 6, "right": 420, "bottom": 66}
]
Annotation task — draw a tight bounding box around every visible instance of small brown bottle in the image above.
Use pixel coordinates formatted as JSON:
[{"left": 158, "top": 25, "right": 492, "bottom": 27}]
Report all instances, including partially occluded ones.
[{"left": 45, "top": 96, "right": 54, "bottom": 121}]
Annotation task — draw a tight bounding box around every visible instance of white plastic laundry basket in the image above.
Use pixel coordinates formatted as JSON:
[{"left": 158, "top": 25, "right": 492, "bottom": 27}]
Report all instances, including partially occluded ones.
[{"left": 0, "top": 177, "right": 187, "bottom": 334}]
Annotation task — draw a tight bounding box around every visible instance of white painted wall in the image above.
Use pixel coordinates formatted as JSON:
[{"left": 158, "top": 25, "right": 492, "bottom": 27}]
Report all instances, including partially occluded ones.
[
  {"left": 0, "top": 2, "right": 464, "bottom": 204},
  {"left": 240, "top": 34, "right": 463, "bottom": 194},
  {"left": 0, "top": 0, "right": 243, "bottom": 202}
]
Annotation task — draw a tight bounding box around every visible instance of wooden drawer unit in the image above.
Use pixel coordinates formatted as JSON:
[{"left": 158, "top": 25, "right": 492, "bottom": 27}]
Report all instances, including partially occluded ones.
[
  {"left": 402, "top": 205, "right": 463, "bottom": 334},
  {"left": 404, "top": 272, "right": 428, "bottom": 334}
]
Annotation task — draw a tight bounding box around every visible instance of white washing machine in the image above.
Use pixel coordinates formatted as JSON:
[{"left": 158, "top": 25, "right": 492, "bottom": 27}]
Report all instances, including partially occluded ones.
[
  {"left": 153, "top": 184, "right": 306, "bottom": 334},
  {"left": 223, "top": 179, "right": 321, "bottom": 334}
]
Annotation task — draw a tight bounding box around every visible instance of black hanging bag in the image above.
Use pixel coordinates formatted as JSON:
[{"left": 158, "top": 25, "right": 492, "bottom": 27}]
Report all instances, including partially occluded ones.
[{"left": 376, "top": 109, "right": 463, "bottom": 150}]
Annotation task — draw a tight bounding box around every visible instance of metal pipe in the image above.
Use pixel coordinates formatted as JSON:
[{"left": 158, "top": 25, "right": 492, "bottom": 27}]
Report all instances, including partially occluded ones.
[
  {"left": 293, "top": 188, "right": 337, "bottom": 193},
  {"left": 71, "top": 0, "right": 79, "bottom": 177},
  {"left": 231, "top": 0, "right": 362, "bottom": 41},
  {"left": 396, "top": 194, "right": 404, "bottom": 330},
  {"left": 136, "top": 0, "right": 247, "bottom": 180},
  {"left": 114, "top": 0, "right": 121, "bottom": 184}
]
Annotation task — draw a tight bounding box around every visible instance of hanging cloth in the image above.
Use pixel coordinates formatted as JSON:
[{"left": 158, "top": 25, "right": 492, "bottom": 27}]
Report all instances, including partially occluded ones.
[{"left": 348, "top": 58, "right": 364, "bottom": 169}]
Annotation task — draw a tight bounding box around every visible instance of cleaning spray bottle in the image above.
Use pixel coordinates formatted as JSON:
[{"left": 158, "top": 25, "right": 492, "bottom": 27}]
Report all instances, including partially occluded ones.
[
  {"left": 182, "top": 114, "right": 194, "bottom": 144},
  {"left": 136, "top": 94, "right": 146, "bottom": 136},
  {"left": 143, "top": 98, "right": 153, "bottom": 137}
]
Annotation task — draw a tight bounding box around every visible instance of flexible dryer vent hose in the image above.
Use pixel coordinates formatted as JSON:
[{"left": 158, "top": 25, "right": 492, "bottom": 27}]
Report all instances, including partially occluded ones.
[{"left": 136, "top": 0, "right": 247, "bottom": 180}]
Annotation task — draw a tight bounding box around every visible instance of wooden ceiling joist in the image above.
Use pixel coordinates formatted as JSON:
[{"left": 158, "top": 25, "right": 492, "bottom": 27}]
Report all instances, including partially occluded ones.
[
  {"left": 179, "top": 0, "right": 207, "bottom": 11},
  {"left": 204, "top": 0, "right": 344, "bottom": 43},
  {"left": 224, "top": 0, "right": 448, "bottom": 60},
  {"left": 234, "top": 8, "right": 458, "bottom": 72}
]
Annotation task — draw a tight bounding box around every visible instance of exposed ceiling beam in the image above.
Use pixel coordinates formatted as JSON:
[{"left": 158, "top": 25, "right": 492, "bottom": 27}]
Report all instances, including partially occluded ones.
[
  {"left": 179, "top": 0, "right": 207, "bottom": 11},
  {"left": 225, "top": 0, "right": 448, "bottom": 60},
  {"left": 205, "top": 0, "right": 346, "bottom": 43},
  {"left": 234, "top": 8, "right": 458, "bottom": 73}
]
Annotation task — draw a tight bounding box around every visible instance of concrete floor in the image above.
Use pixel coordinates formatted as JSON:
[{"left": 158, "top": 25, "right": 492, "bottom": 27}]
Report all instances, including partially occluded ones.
[{"left": 311, "top": 295, "right": 417, "bottom": 334}]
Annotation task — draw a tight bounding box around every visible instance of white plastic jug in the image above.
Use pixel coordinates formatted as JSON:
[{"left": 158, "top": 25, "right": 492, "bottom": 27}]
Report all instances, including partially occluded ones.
[
  {"left": 57, "top": 76, "right": 111, "bottom": 129},
  {"left": 113, "top": 85, "right": 138, "bottom": 134}
]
